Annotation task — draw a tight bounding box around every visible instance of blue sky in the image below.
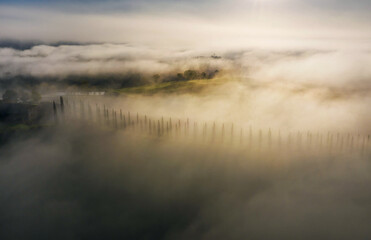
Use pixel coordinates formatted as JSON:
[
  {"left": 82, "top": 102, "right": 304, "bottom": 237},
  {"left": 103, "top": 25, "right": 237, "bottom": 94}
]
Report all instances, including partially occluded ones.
[
  {"left": 1, "top": 0, "right": 370, "bottom": 13},
  {"left": 0, "top": 0, "right": 370, "bottom": 49}
]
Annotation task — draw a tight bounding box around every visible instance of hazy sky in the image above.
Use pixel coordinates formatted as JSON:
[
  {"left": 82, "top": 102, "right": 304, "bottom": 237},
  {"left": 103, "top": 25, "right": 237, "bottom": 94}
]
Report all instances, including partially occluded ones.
[{"left": 0, "top": 0, "right": 371, "bottom": 49}]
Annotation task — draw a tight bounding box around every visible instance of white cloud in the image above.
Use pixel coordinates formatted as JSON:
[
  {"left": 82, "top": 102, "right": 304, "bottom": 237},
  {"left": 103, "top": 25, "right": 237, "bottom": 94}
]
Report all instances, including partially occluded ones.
[{"left": 0, "top": 4, "right": 370, "bottom": 49}]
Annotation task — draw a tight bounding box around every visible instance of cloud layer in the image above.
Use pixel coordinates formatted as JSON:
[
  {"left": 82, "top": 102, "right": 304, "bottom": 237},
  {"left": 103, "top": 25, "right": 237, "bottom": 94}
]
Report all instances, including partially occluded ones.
[
  {"left": 0, "top": 43, "right": 370, "bottom": 133},
  {"left": 0, "top": 43, "right": 230, "bottom": 78},
  {"left": 0, "top": 124, "right": 370, "bottom": 240},
  {"left": 1, "top": 43, "right": 370, "bottom": 92},
  {"left": 1, "top": 1, "right": 371, "bottom": 48}
]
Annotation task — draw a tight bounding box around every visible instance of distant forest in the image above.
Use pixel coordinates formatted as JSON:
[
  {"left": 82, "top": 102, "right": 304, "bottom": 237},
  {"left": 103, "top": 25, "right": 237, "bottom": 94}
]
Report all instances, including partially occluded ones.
[{"left": 0, "top": 69, "right": 220, "bottom": 91}]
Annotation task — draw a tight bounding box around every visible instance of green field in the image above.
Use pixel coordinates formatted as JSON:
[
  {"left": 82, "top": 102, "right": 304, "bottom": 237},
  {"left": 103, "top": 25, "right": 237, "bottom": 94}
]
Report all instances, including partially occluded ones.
[{"left": 115, "top": 78, "right": 227, "bottom": 95}]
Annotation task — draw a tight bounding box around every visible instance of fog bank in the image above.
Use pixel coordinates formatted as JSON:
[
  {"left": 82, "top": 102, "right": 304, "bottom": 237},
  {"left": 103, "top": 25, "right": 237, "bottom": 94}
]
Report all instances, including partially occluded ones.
[{"left": 0, "top": 124, "right": 370, "bottom": 240}]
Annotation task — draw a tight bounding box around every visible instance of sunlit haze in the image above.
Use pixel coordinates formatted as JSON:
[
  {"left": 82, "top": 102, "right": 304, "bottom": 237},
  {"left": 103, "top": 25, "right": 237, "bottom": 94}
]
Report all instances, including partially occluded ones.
[{"left": 0, "top": 1, "right": 370, "bottom": 240}]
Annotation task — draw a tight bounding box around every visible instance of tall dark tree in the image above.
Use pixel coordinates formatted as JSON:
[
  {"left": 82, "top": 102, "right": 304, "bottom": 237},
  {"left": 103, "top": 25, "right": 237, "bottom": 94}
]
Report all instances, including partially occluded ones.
[
  {"left": 60, "top": 96, "right": 65, "bottom": 114},
  {"left": 53, "top": 101, "right": 58, "bottom": 124},
  {"left": 184, "top": 70, "right": 198, "bottom": 80}
]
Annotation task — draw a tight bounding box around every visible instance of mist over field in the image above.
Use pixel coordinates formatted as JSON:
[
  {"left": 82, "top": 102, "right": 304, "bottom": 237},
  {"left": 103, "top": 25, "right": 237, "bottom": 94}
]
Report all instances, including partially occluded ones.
[
  {"left": 0, "top": 43, "right": 370, "bottom": 239},
  {"left": 1, "top": 0, "right": 371, "bottom": 239},
  {"left": 1, "top": 42, "right": 370, "bottom": 132},
  {"left": 1, "top": 124, "right": 371, "bottom": 240}
]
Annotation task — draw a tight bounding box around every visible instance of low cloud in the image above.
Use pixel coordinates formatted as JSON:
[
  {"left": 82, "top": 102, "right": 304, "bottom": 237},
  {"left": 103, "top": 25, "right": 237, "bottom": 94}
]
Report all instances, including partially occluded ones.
[
  {"left": 1, "top": 43, "right": 371, "bottom": 91},
  {"left": 0, "top": 124, "right": 370, "bottom": 240},
  {"left": 0, "top": 43, "right": 370, "bottom": 133},
  {"left": 0, "top": 43, "right": 228, "bottom": 78}
]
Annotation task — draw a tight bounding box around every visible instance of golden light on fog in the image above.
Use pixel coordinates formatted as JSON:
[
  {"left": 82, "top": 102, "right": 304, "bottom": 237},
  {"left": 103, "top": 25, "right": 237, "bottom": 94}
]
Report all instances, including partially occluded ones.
[{"left": 0, "top": 0, "right": 371, "bottom": 239}]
